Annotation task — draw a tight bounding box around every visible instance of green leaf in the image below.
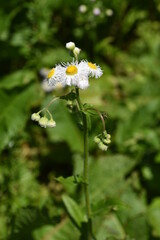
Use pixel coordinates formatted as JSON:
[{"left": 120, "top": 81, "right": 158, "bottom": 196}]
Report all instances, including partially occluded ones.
[
  {"left": 46, "top": 99, "right": 83, "bottom": 152},
  {"left": 60, "top": 91, "right": 76, "bottom": 101},
  {"left": 0, "top": 70, "right": 35, "bottom": 89},
  {"left": 62, "top": 195, "right": 86, "bottom": 229},
  {"left": 33, "top": 220, "right": 80, "bottom": 240},
  {"left": 95, "top": 213, "right": 125, "bottom": 240},
  {"left": 55, "top": 176, "right": 81, "bottom": 194},
  {"left": 0, "top": 84, "right": 40, "bottom": 152},
  {"left": 9, "top": 207, "right": 50, "bottom": 240},
  {"left": 92, "top": 198, "right": 125, "bottom": 217},
  {"left": 147, "top": 198, "right": 160, "bottom": 237}
]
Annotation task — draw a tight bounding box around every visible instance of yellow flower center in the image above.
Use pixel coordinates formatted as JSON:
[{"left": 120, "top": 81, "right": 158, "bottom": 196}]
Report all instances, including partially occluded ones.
[
  {"left": 66, "top": 65, "right": 78, "bottom": 75},
  {"left": 47, "top": 68, "right": 55, "bottom": 78},
  {"left": 88, "top": 62, "right": 97, "bottom": 70}
]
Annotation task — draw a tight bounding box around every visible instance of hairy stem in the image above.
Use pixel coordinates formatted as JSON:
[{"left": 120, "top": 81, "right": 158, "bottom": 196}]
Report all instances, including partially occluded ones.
[{"left": 75, "top": 88, "right": 92, "bottom": 240}]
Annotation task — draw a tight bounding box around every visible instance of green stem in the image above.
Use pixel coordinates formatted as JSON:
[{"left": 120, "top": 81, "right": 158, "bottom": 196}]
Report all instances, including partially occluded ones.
[{"left": 75, "top": 88, "right": 92, "bottom": 240}]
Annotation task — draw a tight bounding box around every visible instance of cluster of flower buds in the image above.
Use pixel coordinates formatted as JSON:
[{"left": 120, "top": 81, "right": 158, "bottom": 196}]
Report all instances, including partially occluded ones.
[
  {"left": 66, "top": 42, "right": 81, "bottom": 57},
  {"left": 94, "top": 130, "right": 111, "bottom": 151},
  {"left": 31, "top": 112, "right": 56, "bottom": 128}
]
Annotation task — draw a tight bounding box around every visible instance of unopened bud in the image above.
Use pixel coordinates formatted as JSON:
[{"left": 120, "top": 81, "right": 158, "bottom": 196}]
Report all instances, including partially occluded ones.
[
  {"left": 31, "top": 113, "right": 40, "bottom": 122},
  {"left": 98, "top": 142, "right": 108, "bottom": 151},
  {"left": 73, "top": 47, "right": 81, "bottom": 56},
  {"left": 103, "top": 139, "right": 111, "bottom": 144},
  {"left": 66, "top": 42, "right": 75, "bottom": 50},
  {"left": 107, "top": 134, "right": 111, "bottom": 139},
  {"left": 39, "top": 117, "right": 48, "bottom": 128},
  {"left": 47, "top": 119, "right": 56, "bottom": 128},
  {"left": 94, "top": 136, "right": 101, "bottom": 143}
]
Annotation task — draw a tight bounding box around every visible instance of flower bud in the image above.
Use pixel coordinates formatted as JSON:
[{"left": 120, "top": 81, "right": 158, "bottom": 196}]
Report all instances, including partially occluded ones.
[
  {"left": 47, "top": 119, "right": 56, "bottom": 128},
  {"left": 103, "top": 139, "right": 111, "bottom": 144},
  {"left": 66, "top": 42, "right": 75, "bottom": 50},
  {"left": 73, "top": 47, "right": 81, "bottom": 56},
  {"left": 94, "top": 136, "right": 101, "bottom": 143},
  {"left": 107, "top": 134, "right": 111, "bottom": 139},
  {"left": 31, "top": 113, "right": 40, "bottom": 122},
  {"left": 38, "top": 117, "right": 48, "bottom": 128},
  {"left": 98, "top": 142, "right": 108, "bottom": 151}
]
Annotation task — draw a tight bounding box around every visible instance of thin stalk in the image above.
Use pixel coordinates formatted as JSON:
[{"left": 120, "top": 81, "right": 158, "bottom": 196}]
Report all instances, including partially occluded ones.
[{"left": 75, "top": 87, "right": 92, "bottom": 240}]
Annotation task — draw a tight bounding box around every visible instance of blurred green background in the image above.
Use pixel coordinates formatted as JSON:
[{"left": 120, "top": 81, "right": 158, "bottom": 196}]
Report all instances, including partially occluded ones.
[{"left": 0, "top": 0, "right": 160, "bottom": 239}]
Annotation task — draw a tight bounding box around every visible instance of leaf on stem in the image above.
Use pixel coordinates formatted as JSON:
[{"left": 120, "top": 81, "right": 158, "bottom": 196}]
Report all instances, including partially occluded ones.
[{"left": 62, "top": 195, "right": 87, "bottom": 229}]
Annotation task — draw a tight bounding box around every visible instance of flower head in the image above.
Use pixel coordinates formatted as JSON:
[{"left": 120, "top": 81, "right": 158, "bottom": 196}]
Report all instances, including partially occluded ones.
[
  {"left": 79, "top": 60, "right": 103, "bottom": 78},
  {"left": 61, "top": 61, "right": 89, "bottom": 89},
  {"left": 47, "top": 65, "right": 66, "bottom": 89}
]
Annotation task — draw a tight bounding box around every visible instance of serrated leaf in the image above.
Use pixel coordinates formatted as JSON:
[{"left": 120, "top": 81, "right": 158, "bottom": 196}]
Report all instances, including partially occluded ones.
[{"left": 62, "top": 195, "right": 86, "bottom": 229}]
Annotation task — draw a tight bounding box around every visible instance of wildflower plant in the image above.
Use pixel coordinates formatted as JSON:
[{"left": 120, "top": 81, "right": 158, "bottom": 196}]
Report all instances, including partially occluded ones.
[{"left": 31, "top": 42, "right": 111, "bottom": 239}]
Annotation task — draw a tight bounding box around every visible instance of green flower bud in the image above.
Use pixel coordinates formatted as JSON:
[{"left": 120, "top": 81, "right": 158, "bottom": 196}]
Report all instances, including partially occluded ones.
[{"left": 39, "top": 117, "right": 48, "bottom": 128}]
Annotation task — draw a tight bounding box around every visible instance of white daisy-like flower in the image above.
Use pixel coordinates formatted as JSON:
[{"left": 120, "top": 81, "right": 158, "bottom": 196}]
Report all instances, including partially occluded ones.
[
  {"left": 61, "top": 61, "right": 89, "bottom": 89},
  {"left": 47, "top": 65, "right": 66, "bottom": 89},
  {"left": 79, "top": 60, "right": 103, "bottom": 78}
]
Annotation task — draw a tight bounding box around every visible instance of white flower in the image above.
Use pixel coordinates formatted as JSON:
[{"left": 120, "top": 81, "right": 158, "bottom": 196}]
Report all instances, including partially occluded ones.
[
  {"left": 47, "top": 65, "right": 66, "bottom": 89},
  {"left": 31, "top": 113, "right": 40, "bottom": 121},
  {"left": 93, "top": 7, "right": 101, "bottom": 16},
  {"left": 79, "top": 4, "right": 87, "bottom": 13},
  {"left": 61, "top": 61, "right": 89, "bottom": 89},
  {"left": 47, "top": 119, "right": 56, "bottom": 128},
  {"left": 66, "top": 42, "right": 75, "bottom": 50},
  {"left": 79, "top": 60, "right": 103, "bottom": 78}
]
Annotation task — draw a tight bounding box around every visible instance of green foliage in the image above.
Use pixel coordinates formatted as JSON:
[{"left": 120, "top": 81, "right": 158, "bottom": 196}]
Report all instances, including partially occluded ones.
[
  {"left": 0, "top": 0, "right": 160, "bottom": 239},
  {"left": 62, "top": 195, "right": 87, "bottom": 229}
]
